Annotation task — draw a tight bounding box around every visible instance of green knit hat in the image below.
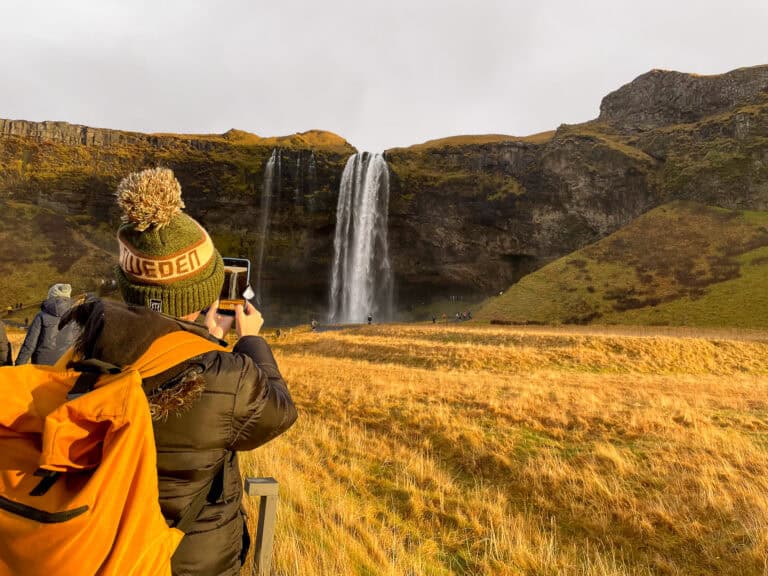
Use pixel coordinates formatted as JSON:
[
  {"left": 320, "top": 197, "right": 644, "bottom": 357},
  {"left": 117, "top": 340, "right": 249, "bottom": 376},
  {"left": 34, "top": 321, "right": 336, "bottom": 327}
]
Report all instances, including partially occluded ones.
[{"left": 114, "top": 167, "right": 224, "bottom": 317}]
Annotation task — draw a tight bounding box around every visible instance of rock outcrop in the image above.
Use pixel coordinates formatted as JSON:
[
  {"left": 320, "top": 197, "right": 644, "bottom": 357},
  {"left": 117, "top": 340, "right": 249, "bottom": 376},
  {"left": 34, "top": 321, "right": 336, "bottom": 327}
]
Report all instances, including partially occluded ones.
[{"left": 599, "top": 65, "right": 768, "bottom": 132}]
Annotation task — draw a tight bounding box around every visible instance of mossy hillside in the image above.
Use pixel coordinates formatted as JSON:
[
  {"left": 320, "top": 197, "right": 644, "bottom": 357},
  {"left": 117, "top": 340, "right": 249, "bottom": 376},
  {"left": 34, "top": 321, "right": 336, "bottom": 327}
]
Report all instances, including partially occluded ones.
[
  {"left": 563, "top": 102, "right": 768, "bottom": 209},
  {"left": 0, "top": 201, "right": 117, "bottom": 307},
  {"left": 403, "top": 131, "right": 555, "bottom": 151},
  {"left": 475, "top": 201, "right": 768, "bottom": 328},
  {"left": 386, "top": 144, "right": 530, "bottom": 205},
  {"left": 645, "top": 104, "right": 768, "bottom": 206},
  {"left": 0, "top": 124, "right": 354, "bottom": 215}
]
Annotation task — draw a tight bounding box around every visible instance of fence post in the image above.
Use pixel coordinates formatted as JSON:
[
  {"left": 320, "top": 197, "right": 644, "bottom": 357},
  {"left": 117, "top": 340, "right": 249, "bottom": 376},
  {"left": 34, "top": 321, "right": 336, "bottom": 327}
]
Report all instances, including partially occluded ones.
[{"left": 244, "top": 477, "right": 279, "bottom": 576}]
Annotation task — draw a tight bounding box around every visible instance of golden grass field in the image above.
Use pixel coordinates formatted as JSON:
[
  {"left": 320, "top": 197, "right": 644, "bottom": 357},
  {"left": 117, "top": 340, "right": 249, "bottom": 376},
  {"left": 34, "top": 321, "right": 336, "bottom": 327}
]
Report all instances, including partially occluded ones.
[
  {"left": 9, "top": 322, "right": 768, "bottom": 575},
  {"left": 236, "top": 323, "right": 768, "bottom": 576}
]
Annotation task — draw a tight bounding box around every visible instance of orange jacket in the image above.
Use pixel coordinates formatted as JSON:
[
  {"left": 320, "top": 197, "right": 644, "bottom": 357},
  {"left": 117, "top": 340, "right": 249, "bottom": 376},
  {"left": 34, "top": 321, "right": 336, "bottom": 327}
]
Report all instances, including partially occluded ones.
[{"left": 0, "top": 332, "right": 225, "bottom": 576}]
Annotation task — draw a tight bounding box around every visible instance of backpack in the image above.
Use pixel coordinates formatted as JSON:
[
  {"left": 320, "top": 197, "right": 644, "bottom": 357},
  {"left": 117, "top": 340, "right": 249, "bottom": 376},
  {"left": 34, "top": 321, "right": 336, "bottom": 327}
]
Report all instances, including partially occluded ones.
[{"left": 0, "top": 331, "right": 226, "bottom": 576}]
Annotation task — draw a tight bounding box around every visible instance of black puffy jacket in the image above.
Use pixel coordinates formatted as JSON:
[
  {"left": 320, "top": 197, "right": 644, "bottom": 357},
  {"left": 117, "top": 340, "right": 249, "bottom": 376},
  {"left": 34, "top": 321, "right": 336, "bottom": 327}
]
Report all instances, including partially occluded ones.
[
  {"left": 0, "top": 321, "right": 11, "bottom": 366},
  {"left": 15, "top": 297, "right": 76, "bottom": 365},
  {"left": 63, "top": 299, "right": 298, "bottom": 576}
]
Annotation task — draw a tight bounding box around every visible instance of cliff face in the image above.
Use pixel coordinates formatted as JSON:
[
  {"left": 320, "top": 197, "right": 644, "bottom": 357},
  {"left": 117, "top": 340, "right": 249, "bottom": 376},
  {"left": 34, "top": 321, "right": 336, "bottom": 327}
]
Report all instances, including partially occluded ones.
[
  {"left": 599, "top": 65, "right": 768, "bottom": 131},
  {"left": 0, "top": 122, "right": 354, "bottom": 320},
  {"left": 1, "top": 64, "right": 768, "bottom": 320},
  {"left": 386, "top": 130, "right": 659, "bottom": 302}
]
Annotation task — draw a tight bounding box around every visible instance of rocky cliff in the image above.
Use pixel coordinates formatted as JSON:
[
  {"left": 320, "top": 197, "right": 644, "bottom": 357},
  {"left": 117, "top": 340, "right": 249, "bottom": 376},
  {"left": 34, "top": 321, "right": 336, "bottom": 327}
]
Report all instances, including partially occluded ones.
[
  {"left": 599, "top": 65, "right": 768, "bottom": 131},
  {"left": 0, "top": 121, "right": 355, "bottom": 321},
  {"left": 385, "top": 131, "right": 659, "bottom": 304},
  {"left": 1, "top": 63, "right": 768, "bottom": 321},
  {"left": 384, "top": 64, "right": 768, "bottom": 307}
]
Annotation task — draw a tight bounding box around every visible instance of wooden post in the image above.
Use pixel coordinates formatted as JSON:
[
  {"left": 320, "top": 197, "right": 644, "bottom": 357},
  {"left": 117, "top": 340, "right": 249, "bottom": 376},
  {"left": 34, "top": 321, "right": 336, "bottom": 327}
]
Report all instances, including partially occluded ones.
[{"left": 244, "top": 477, "right": 279, "bottom": 576}]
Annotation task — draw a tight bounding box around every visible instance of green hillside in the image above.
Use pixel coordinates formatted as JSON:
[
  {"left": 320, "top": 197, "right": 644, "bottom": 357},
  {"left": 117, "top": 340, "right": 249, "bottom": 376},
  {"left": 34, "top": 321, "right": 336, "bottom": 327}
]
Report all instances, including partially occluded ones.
[
  {"left": 0, "top": 200, "right": 117, "bottom": 309},
  {"left": 475, "top": 201, "right": 768, "bottom": 328}
]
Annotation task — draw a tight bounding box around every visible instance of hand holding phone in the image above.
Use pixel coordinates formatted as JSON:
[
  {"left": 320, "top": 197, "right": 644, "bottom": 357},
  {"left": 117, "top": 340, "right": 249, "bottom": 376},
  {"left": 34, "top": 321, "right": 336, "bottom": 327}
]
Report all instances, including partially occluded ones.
[
  {"left": 204, "top": 299, "right": 234, "bottom": 339},
  {"left": 235, "top": 301, "right": 264, "bottom": 337}
]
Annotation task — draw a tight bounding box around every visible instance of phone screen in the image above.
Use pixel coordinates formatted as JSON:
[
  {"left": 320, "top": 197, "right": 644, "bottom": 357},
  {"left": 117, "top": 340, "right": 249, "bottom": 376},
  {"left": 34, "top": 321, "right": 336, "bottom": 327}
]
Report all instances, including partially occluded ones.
[{"left": 218, "top": 257, "right": 252, "bottom": 314}]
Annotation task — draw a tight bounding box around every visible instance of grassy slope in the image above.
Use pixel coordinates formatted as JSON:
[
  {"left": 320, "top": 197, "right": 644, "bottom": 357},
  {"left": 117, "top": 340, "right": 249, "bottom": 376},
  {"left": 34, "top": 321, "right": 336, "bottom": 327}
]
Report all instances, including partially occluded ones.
[
  {"left": 154, "top": 127, "right": 353, "bottom": 152},
  {"left": 238, "top": 323, "right": 768, "bottom": 576},
  {"left": 0, "top": 201, "right": 116, "bottom": 308},
  {"left": 475, "top": 201, "right": 768, "bottom": 328},
  {"left": 403, "top": 131, "right": 556, "bottom": 151}
]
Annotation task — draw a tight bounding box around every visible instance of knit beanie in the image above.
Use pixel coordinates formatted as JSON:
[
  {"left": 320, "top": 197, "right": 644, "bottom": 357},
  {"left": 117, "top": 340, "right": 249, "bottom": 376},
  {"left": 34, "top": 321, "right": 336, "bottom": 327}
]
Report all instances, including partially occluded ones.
[
  {"left": 114, "top": 167, "right": 224, "bottom": 317},
  {"left": 48, "top": 283, "right": 72, "bottom": 299}
]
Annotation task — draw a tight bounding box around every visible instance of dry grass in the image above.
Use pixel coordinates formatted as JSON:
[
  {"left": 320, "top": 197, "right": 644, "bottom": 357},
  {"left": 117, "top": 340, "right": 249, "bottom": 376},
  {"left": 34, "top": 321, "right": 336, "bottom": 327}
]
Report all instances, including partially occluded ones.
[
  {"left": 236, "top": 323, "right": 768, "bottom": 575},
  {"left": 13, "top": 322, "right": 768, "bottom": 574}
]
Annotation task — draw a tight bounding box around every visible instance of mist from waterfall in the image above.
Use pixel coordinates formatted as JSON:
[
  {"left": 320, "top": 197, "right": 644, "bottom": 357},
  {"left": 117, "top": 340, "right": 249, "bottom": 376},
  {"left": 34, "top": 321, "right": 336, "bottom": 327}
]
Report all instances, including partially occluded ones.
[
  {"left": 329, "top": 152, "right": 393, "bottom": 323},
  {"left": 255, "top": 149, "right": 280, "bottom": 305}
]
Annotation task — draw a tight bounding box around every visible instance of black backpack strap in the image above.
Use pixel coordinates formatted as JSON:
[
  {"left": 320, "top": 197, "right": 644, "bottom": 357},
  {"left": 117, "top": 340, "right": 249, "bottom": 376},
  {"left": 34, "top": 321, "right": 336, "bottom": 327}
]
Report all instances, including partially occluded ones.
[
  {"left": 29, "top": 469, "right": 62, "bottom": 497},
  {"left": 172, "top": 458, "right": 226, "bottom": 534},
  {"left": 67, "top": 359, "right": 121, "bottom": 400}
]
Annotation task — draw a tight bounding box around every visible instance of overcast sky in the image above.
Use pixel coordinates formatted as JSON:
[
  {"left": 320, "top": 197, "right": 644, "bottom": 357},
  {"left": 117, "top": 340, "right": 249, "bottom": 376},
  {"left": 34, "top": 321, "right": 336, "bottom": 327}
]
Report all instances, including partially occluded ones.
[{"left": 1, "top": 0, "right": 766, "bottom": 151}]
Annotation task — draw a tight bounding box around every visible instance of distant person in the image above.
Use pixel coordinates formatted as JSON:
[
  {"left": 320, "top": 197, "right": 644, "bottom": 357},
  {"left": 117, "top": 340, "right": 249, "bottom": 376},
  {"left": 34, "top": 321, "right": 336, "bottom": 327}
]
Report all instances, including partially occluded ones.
[
  {"left": 311, "top": 319, "right": 318, "bottom": 331},
  {"left": 0, "top": 320, "right": 12, "bottom": 366},
  {"left": 15, "top": 283, "right": 76, "bottom": 366},
  {"left": 275, "top": 328, "right": 282, "bottom": 338},
  {"left": 431, "top": 314, "right": 436, "bottom": 324},
  {"left": 367, "top": 313, "right": 373, "bottom": 325}
]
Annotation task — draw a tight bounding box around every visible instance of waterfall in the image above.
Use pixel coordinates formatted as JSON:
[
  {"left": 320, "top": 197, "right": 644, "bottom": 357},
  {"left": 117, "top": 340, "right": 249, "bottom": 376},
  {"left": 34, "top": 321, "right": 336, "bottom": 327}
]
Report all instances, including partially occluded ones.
[
  {"left": 329, "top": 152, "right": 393, "bottom": 323},
  {"left": 225, "top": 266, "right": 248, "bottom": 299},
  {"left": 308, "top": 151, "right": 317, "bottom": 193},
  {"left": 294, "top": 154, "right": 302, "bottom": 204},
  {"left": 306, "top": 151, "right": 318, "bottom": 211},
  {"left": 255, "top": 149, "right": 280, "bottom": 305}
]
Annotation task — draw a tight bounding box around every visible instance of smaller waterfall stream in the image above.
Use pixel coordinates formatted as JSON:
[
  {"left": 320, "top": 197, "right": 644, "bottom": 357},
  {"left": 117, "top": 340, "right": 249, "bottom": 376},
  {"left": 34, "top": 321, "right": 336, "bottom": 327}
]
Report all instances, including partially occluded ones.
[
  {"left": 255, "top": 149, "right": 280, "bottom": 305},
  {"left": 308, "top": 152, "right": 317, "bottom": 193},
  {"left": 294, "top": 154, "right": 302, "bottom": 204}
]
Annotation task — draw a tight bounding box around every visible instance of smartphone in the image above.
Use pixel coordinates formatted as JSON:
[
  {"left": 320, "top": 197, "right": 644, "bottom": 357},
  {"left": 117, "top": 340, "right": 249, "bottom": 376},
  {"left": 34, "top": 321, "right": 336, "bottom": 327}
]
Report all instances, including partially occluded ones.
[{"left": 217, "top": 257, "right": 253, "bottom": 316}]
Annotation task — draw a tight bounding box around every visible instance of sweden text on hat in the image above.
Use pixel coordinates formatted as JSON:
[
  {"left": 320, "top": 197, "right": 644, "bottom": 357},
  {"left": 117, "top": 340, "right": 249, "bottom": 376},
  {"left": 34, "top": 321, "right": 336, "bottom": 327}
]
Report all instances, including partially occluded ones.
[{"left": 114, "top": 167, "right": 224, "bottom": 317}]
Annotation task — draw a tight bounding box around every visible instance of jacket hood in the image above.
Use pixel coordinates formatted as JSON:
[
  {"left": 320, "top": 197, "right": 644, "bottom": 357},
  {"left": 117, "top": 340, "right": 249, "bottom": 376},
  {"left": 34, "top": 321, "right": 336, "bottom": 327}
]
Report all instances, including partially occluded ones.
[
  {"left": 60, "top": 298, "right": 225, "bottom": 420},
  {"left": 42, "top": 297, "right": 73, "bottom": 318},
  {"left": 47, "top": 282, "right": 72, "bottom": 299}
]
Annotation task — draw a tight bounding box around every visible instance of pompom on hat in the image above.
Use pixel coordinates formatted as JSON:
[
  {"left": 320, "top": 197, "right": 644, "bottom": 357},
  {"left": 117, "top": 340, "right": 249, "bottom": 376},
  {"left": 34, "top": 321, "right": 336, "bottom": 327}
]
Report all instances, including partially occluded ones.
[{"left": 114, "top": 167, "right": 224, "bottom": 317}]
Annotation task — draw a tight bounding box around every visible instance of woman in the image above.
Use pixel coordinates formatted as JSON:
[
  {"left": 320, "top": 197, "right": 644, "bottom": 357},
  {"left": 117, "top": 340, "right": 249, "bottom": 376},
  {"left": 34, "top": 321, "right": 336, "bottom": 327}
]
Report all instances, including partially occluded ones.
[{"left": 15, "top": 283, "right": 75, "bottom": 365}]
